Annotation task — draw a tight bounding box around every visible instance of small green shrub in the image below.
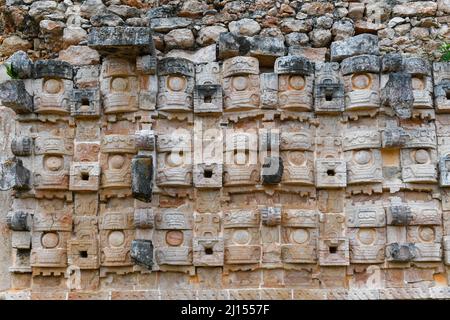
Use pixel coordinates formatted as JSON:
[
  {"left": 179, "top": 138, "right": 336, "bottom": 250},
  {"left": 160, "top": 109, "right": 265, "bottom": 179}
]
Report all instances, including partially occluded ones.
[
  {"left": 439, "top": 42, "right": 450, "bottom": 62},
  {"left": 5, "top": 63, "right": 19, "bottom": 79}
]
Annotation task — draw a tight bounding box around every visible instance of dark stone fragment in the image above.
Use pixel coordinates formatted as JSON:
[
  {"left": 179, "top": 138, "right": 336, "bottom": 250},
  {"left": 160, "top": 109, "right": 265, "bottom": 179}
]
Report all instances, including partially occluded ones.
[
  {"left": 6, "top": 211, "right": 32, "bottom": 231},
  {"left": 131, "top": 155, "right": 153, "bottom": 203},
  {"left": 381, "top": 72, "right": 414, "bottom": 119},
  {"left": 275, "top": 55, "right": 314, "bottom": 75},
  {"left": 381, "top": 53, "right": 404, "bottom": 73},
  {"left": 11, "top": 137, "right": 33, "bottom": 156},
  {"left": 386, "top": 243, "right": 417, "bottom": 262},
  {"left": 131, "top": 239, "right": 153, "bottom": 269},
  {"left": 13, "top": 159, "right": 31, "bottom": 191},
  {"left": 381, "top": 127, "right": 409, "bottom": 148},
  {"left": 330, "top": 33, "right": 379, "bottom": 62},
  {"left": 387, "top": 205, "right": 413, "bottom": 225},
  {"left": 0, "top": 80, "right": 33, "bottom": 114},
  {"left": 88, "top": 27, "right": 155, "bottom": 57},
  {"left": 403, "top": 57, "right": 431, "bottom": 75},
  {"left": 217, "top": 32, "right": 286, "bottom": 66},
  {"left": 0, "top": 158, "right": 31, "bottom": 191},
  {"left": 340, "top": 54, "right": 380, "bottom": 75},
  {"left": 157, "top": 57, "right": 195, "bottom": 77},
  {"left": 147, "top": 5, "right": 175, "bottom": 19},
  {"left": 33, "top": 60, "right": 73, "bottom": 79},
  {"left": 435, "top": 80, "right": 450, "bottom": 100},
  {"left": 262, "top": 156, "right": 283, "bottom": 184}
]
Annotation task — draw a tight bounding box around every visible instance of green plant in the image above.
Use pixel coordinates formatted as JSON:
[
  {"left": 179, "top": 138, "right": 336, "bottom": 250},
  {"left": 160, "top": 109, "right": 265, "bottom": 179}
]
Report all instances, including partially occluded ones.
[
  {"left": 5, "top": 63, "right": 18, "bottom": 79},
  {"left": 439, "top": 42, "right": 450, "bottom": 62}
]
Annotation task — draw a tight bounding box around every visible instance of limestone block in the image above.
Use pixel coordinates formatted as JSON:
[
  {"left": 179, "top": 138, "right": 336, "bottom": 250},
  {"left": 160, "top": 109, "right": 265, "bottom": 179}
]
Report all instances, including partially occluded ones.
[
  {"left": 316, "top": 159, "right": 347, "bottom": 188},
  {"left": 217, "top": 32, "right": 285, "bottom": 66},
  {"left": 275, "top": 55, "right": 314, "bottom": 111},
  {"left": 341, "top": 55, "right": 381, "bottom": 112},
  {"left": 433, "top": 62, "right": 450, "bottom": 113},
  {"left": 6, "top": 211, "right": 32, "bottom": 231},
  {"left": 0, "top": 80, "right": 33, "bottom": 114},
  {"left": 70, "top": 88, "right": 101, "bottom": 118},
  {"left": 131, "top": 155, "right": 153, "bottom": 203},
  {"left": 69, "top": 162, "right": 100, "bottom": 191},
  {"left": 88, "top": 27, "right": 154, "bottom": 57},
  {"left": 222, "top": 56, "right": 260, "bottom": 111},
  {"left": 130, "top": 239, "right": 153, "bottom": 269},
  {"left": 314, "top": 62, "right": 344, "bottom": 114},
  {"left": 193, "top": 163, "right": 223, "bottom": 189},
  {"left": 100, "top": 57, "right": 139, "bottom": 114},
  {"left": 330, "top": 34, "right": 379, "bottom": 62},
  {"left": 134, "top": 208, "right": 154, "bottom": 229}
]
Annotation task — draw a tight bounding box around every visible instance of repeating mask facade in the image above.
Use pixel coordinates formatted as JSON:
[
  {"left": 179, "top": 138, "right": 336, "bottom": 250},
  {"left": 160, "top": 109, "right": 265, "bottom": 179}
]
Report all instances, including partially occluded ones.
[{"left": 2, "top": 27, "right": 450, "bottom": 298}]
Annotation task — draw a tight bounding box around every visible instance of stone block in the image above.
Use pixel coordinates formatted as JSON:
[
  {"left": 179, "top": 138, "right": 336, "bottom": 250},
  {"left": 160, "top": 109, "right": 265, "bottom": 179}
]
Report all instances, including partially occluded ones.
[
  {"left": 316, "top": 159, "right": 347, "bottom": 188},
  {"left": 70, "top": 88, "right": 101, "bottom": 117},
  {"left": 131, "top": 239, "right": 153, "bottom": 269},
  {"left": 131, "top": 155, "right": 153, "bottom": 203},
  {"left": 88, "top": 27, "right": 155, "bottom": 57},
  {"left": 0, "top": 80, "right": 33, "bottom": 114},
  {"left": 331, "top": 34, "right": 379, "bottom": 62}
]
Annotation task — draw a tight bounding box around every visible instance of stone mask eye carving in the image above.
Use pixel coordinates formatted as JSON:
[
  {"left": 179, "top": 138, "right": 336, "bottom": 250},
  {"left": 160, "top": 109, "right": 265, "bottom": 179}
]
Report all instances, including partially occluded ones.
[
  {"left": 109, "top": 154, "right": 125, "bottom": 169},
  {"left": 45, "top": 156, "right": 63, "bottom": 171},
  {"left": 166, "top": 151, "right": 185, "bottom": 167},
  {"left": 288, "top": 151, "right": 306, "bottom": 166},
  {"left": 411, "top": 76, "right": 425, "bottom": 90},
  {"left": 288, "top": 75, "right": 305, "bottom": 90},
  {"left": 44, "top": 79, "right": 63, "bottom": 94},
  {"left": 167, "top": 75, "right": 186, "bottom": 92},
  {"left": 41, "top": 232, "right": 59, "bottom": 248},
  {"left": 351, "top": 73, "right": 371, "bottom": 90},
  {"left": 232, "top": 76, "right": 248, "bottom": 91},
  {"left": 108, "top": 230, "right": 125, "bottom": 247},
  {"left": 354, "top": 150, "right": 372, "bottom": 165},
  {"left": 111, "top": 77, "right": 128, "bottom": 92},
  {"left": 414, "top": 149, "right": 430, "bottom": 164}
]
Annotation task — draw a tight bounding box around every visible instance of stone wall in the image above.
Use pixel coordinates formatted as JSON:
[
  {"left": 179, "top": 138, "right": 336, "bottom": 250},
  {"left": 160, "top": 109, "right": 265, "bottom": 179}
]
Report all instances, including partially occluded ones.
[{"left": 0, "top": 0, "right": 449, "bottom": 300}]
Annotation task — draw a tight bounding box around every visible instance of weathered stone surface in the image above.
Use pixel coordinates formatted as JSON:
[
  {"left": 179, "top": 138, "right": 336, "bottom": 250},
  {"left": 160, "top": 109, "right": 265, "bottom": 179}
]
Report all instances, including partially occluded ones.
[
  {"left": 33, "top": 59, "right": 73, "bottom": 79},
  {"left": 0, "top": 36, "right": 32, "bottom": 57},
  {"left": 217, "top": 32, "right": 285, "bottom": 66},
  {"left": 341, "top": 55, "right": 380, "bottom": 75},
  {"left": 90, "top": 11, "right": 124, "bottom": 27},
  {"left": 131, "top": 155, "right": 153, "bottom": 203},
  {"left": 330, "top": 34, "right": 379, "bottom": 62},
  {"left": 5, "top": 51, "right": 33, "bottom": 79},
  {"left": 0, "top": 159, "right": 30, "bottom": 191},
  {"left": 381, "top": 72, "right": 414, "bottom": 119},
  {"left": 164, "top": 29, "right": 195, "bottom": 50},
  {"left": 131, "top": 240, "right": 153, "bottom": 269},
  {"left": 229, "top": 18, "right": 261, "bottom": 36},
  {"left": 149, "top": 17, "right": 192, "bottom": 32},
  {"left": 0, "top": 80, "right": 33, "bottom": 114},
  {"left": 88, "top": 27, "right": 154, "bottom": 57},
  {"left": 166, "top": 44, "right": 216, "bottom": 64},
  {"left": 58, "top": 46, "right": 100, "bottom": 66},
  {"left": 196, "top": 26, "right": 228, "bottom": 46},
  {"left": 393, "top": 2, "right": 438, "bottom": 17},
  {"left": 386, "top": 243, "right": 417, "bottom": 262},
  {"left": 63, "top": 27, "right": 88, "bottom": 47},
  {"left": 29, "top": 1, "right": 59, "bottom": 21},
  {"left": 1, "top": 0, "right": 450, "bottom": 301},
  {"left": 6, "top": 212, "right": 32, "bottom": 231}
]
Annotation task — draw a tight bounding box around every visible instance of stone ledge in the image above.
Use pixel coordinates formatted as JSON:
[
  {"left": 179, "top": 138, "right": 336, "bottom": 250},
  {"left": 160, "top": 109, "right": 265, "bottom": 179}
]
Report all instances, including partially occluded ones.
[{"left": 2, "top": 288, "right": 450, "bottom": 300}]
